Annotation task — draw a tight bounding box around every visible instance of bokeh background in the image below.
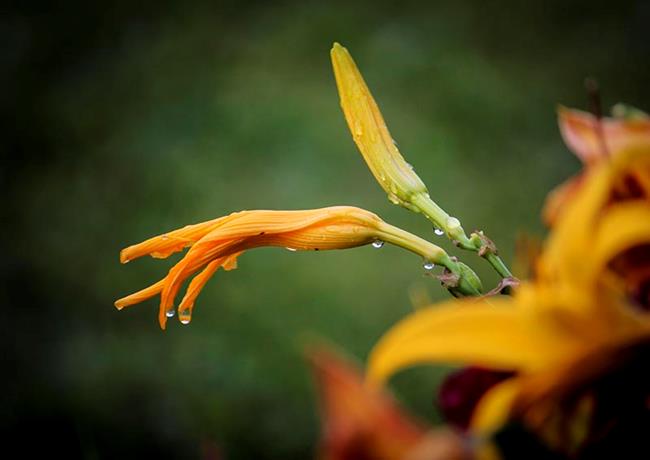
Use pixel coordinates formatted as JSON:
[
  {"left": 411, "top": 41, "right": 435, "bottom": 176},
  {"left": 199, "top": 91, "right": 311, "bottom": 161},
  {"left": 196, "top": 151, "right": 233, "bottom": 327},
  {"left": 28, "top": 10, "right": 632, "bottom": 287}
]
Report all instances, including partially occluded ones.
[{"left": 3, "top": 1, "right": 650, "bottom": 458}]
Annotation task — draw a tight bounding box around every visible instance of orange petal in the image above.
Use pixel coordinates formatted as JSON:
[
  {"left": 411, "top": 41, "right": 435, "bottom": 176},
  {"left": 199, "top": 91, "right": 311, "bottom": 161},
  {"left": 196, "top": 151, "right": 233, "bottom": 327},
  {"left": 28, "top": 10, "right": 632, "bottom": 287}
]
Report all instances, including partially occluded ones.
[
  {"left": 309, "top": 347, "right": 427, "bottom": 460},
  {"left": 114, "top": 279, "right": 165, "bottom": 310},
  {"left": 119, "top": 216, "right": 232, "bottom": 263},
  {"left": 542, "top": 174, "right": 585, "bottom": 227},
  {"left": 176, "top": 252, "right": 243, "bottom": 323},
  {"left": 558, "top": 106, "right": 650, "bottom": 164}
]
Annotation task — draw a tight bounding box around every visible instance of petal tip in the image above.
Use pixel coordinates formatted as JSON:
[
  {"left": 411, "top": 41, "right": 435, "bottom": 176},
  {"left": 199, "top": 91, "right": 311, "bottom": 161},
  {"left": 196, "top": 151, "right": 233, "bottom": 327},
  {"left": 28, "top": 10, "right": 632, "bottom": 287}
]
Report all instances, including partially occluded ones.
[{"left": 119, "top": 250, "right": 131, "bottom": 264}]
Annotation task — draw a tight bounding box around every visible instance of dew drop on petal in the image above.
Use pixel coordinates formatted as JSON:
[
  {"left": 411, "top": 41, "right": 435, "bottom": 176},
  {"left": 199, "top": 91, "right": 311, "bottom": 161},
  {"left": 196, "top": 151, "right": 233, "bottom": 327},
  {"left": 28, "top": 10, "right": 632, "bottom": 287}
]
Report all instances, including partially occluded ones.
[
  {"left": 179, "top": 310, "right": 191, "bottom": 325},
  {"left": 165, "top": 308, "right": 176, "bottom": 318},
  {"left": 372, "top": 240, "right": 385, "bottom": 249},
  {"left": 433, "top": 227, "right": 445, "bottom": 236},
  {"left": 285, "top": 247, "right": 297, "bottom": 252},
  {"left": 423, "top": 261, "right": 436, "bottom": 270}
]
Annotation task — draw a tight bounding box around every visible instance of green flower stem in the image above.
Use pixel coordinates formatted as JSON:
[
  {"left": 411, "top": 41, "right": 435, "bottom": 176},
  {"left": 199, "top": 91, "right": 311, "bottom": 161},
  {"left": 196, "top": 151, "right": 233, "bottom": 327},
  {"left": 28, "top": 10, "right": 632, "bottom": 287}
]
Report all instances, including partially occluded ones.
[
  {"left": 485, "top": 252, "right": 513, "bottom": 279},
  {"left": 410, "top": 193, "right": 513, "bottom": 279},
  {"left": 377, "top": 222, "right": 483, "bottom": 297},
  {"left": 410, "top": 193, "right": 474, "bottom": 249}
]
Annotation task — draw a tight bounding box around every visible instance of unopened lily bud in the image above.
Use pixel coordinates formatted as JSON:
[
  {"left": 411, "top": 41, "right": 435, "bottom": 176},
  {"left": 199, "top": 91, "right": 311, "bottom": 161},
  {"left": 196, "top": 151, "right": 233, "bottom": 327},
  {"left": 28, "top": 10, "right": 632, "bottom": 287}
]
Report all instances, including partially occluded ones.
[
  {"left": 331, "top": 43, "right": 474, "bottom": 249},
  {"left": 331, "top": 43, "right": 429, "bottom": 210},
  {"left": 450, "top": 261, "right": 484, "bottom": 297}
]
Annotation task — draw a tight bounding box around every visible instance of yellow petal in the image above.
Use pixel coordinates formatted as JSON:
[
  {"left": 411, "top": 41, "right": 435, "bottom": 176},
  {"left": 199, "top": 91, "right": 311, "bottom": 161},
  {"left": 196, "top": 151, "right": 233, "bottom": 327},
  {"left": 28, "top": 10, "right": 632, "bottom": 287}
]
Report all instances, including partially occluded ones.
[
  {"left": 470, "top": 378, "right": 522, "bottom": 435},
  {"left": 541, "top": 161, "right": 612, "bottom": 286},
  {"left": 593, "top": 202, "right": 650, "bottom": 274},
  {"left": 366, "top": 300, "right": 569, "bottom": 386}
]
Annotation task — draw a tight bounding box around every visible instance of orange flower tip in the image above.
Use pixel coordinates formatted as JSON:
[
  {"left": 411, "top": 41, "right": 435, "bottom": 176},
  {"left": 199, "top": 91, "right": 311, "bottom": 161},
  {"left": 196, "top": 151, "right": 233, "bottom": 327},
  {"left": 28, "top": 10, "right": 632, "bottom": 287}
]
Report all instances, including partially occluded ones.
[
  {"left": 114, "top": 298, "right": 129, "bottom": 310},
  {"left": 119, "top": 250, "right": 131, "bottom": 264}
]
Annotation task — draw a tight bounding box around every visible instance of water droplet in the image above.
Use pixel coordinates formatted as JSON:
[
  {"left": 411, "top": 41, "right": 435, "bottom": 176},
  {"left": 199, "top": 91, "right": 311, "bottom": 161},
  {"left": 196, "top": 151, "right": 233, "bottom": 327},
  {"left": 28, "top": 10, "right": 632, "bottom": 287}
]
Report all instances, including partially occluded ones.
[
  {"left": 285, "top": 247, "right": 297, "bottom": 252},
  {"left": 165, "top": 308, "right": 176, "bottom": 318},
  {"left": 433, "top": 227, "right": 444, "bottom": 236},
  {"left": 446, "top": 217, "right": 461, "bottom": 229},
  {"left": 423, "top": 261, "right": 435, "bottom": 270},
  {"left": 372, "top": 240, "right": 384, "bottom": 249},
  {"left": 406, "top": 162, "right": 414, "bottom": 170},
  {"left": 179, "top": 313, "right": 191, "bottom": 325}
]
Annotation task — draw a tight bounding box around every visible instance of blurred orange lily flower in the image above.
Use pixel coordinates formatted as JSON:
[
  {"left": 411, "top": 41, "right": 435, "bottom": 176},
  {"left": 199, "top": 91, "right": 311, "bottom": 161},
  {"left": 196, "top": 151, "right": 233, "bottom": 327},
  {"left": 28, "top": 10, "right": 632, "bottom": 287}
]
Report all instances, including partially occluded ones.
[
  {"left": 541, "top": 146, "right": 650, "bottom": 309},
  {"left": 310, "top": 347, "right": 470, "bottom": 460},
  {"left": 367, "top": 147, "right": 650, "bottom": 456},
  {"left": 116, "top": 206, "right": 476, "bottom": 329},
  {"left": 543, "top": 105, "right": 650, "bottom": 225}
]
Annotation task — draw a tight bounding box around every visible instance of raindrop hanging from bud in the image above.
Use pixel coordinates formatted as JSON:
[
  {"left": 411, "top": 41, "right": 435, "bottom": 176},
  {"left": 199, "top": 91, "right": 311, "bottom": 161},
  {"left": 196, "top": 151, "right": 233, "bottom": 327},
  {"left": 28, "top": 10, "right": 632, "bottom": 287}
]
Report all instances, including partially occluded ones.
[
  {"left": 433, "top": 227, "right": 444, "bottom": 236},
  {"left": 285, "top": 247, "right": 297, "bottom": 252},
  {"left": 165, "top": 308, "right": 176, "bottom": 318},
  {"left": 372, "top": 240, "right": 385, "bottom": 249},
  {"left": 423, "top": 261, "right": 435, "bottom": 270}
]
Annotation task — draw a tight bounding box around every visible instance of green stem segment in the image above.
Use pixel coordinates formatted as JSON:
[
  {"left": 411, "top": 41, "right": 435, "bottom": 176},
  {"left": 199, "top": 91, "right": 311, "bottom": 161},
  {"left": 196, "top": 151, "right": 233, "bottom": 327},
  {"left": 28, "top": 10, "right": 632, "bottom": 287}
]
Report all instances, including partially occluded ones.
[
  {"left": 485, "top": 253, "right": 513, "bottom": 279},
  {"left": 377, "top": 222, "right": 483, "bottom": 297},
  {"left": 410, "top": 193, "right": 513, "bottom": 279}
]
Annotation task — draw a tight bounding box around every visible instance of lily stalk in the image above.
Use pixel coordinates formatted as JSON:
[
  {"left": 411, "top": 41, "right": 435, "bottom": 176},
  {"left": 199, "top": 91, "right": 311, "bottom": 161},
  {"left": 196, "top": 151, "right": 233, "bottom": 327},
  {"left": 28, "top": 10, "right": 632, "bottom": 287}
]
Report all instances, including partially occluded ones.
[
  {"left": 377, "top": 221, "right": 483, "bottom": 297},
  {"left": 331, "top": 42, "right": 512, "bottom": 279}
]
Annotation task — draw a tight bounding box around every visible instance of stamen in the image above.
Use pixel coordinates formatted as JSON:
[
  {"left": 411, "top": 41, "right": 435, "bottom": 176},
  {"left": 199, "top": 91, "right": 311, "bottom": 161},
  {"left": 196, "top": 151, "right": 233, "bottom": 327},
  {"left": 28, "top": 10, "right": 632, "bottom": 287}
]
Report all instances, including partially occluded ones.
[{"left": 585, "top": 77, "right": 609, "bottom": 160}]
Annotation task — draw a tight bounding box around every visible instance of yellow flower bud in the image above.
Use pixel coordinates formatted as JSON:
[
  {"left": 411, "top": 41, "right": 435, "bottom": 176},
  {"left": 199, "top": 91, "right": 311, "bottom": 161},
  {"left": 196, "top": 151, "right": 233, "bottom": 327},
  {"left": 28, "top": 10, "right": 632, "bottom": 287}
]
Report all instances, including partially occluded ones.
[{"left": 331, "top": 43, "right": 429, "bottom": 209}]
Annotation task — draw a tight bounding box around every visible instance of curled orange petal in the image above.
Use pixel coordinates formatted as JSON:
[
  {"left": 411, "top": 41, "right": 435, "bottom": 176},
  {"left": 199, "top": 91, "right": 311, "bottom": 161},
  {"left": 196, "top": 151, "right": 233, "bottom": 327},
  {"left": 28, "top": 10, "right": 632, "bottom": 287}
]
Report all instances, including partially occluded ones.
[
  {"left": 558, "top": 106, "right": 650, "bottom": 164},
  {"left": 309, "top": 347, "right": 428, "bottom": 460},
  {"left": 119, "top": 215, "right": 233, "bottom": 263}
]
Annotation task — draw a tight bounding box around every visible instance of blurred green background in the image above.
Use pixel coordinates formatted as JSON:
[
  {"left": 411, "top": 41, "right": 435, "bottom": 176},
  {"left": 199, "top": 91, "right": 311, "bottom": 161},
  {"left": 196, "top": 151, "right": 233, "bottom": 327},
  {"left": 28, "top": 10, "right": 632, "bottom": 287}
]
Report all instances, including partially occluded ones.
[{"left": 3, "top": 0, "right": 649, "bottom": 458}]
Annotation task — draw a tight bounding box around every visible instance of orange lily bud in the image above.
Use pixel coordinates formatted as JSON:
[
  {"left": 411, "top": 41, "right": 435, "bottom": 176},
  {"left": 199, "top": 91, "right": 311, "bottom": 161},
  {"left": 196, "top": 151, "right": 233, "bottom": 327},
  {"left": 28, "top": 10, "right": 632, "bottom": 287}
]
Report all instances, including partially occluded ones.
[{"left": 115, "top": 206, "right": 463, "bottom": 329}]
